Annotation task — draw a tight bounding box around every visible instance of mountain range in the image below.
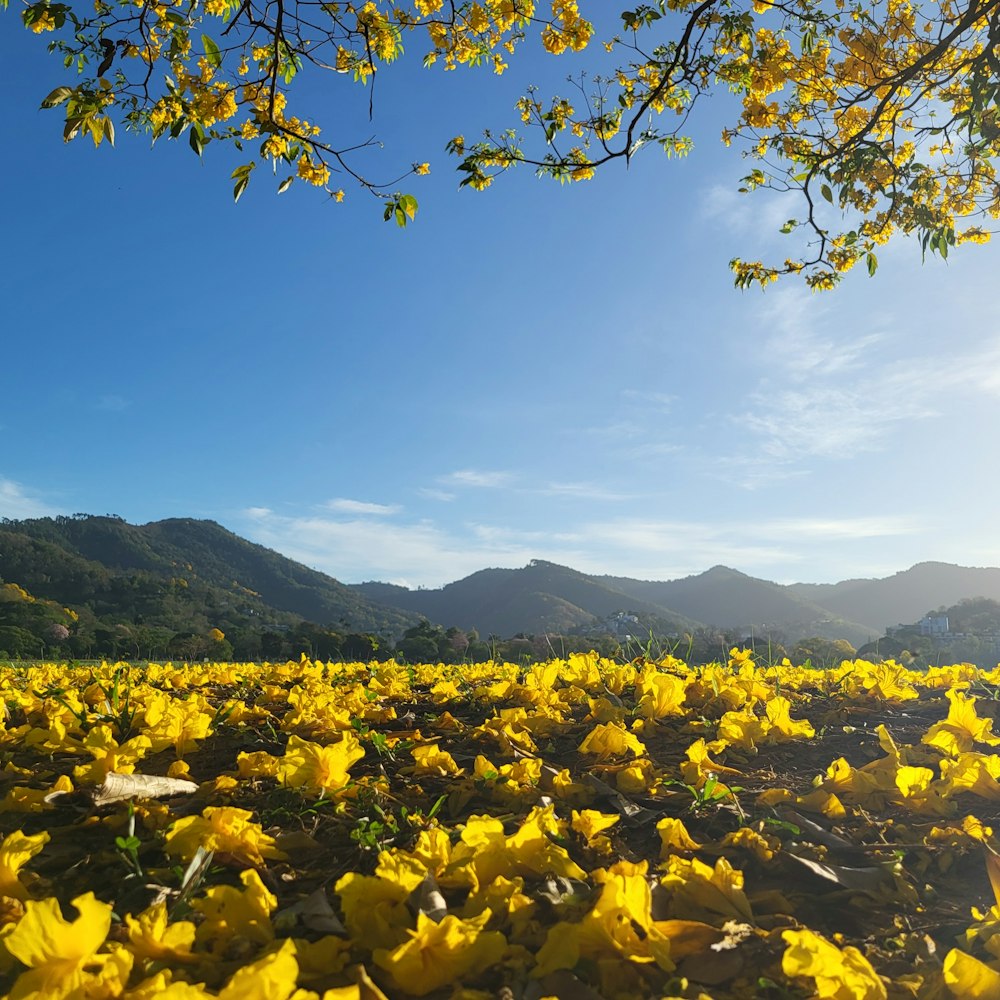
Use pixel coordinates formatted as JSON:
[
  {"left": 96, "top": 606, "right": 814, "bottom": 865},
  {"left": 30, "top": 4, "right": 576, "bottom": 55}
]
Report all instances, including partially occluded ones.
[
  {"left": 3, "top": 514, "right": 1000, "bottom": 649},
  {"left": 354, "top": 560, "right": 970, "bottom": 645}
]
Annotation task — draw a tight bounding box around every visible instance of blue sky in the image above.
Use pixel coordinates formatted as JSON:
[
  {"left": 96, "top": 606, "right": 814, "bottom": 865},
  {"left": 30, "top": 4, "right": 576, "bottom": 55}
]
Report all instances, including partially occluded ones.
[{"left": 3, "top": 13, "right": 1000, "bottom": 588}]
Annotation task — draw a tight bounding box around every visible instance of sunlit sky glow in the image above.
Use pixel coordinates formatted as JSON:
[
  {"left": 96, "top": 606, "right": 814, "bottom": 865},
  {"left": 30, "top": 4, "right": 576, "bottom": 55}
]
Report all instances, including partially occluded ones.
[{"left": 4, "top": 19, "right": 1000, "bottom": 589}]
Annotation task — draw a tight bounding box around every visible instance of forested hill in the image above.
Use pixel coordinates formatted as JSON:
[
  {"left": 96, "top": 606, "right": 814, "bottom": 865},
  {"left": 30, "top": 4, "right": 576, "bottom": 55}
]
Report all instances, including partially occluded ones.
[
  {"left": 354, "top": 560, "right": 701, "bottom": 639},
  {"left": 0, "top": 515, "right": 418, "bottom": 659}
]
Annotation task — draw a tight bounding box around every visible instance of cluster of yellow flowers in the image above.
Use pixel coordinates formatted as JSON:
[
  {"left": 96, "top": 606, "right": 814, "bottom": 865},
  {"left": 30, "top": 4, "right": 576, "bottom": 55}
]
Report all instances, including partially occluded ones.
[{"left": 0, "top": 652, "right": 1000, "bottom": 997}]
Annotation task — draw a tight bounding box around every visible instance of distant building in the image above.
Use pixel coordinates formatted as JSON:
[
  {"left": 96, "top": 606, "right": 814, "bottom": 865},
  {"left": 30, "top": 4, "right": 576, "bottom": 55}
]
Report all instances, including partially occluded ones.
[
  {"left": 919, "top": 614, "right": 950, "bottom": 637},
  {"left": 600, "top": 612, "right": 640, "bottom": 640}
]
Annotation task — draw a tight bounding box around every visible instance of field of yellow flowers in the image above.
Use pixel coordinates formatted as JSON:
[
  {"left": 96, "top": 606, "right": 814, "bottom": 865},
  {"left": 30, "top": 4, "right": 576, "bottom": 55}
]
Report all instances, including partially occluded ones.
[{"left": 1, "top": 651, "right": 1000, "bottom": 999}]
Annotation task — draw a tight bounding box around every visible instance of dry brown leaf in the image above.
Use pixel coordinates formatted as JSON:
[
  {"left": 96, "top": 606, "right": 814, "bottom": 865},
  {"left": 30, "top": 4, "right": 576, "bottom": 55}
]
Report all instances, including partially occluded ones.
[
  {"left": 653, "top": 919, "right": 726, "bottom": 959},
  {"left": 678, "top": 945, "right": 746, "bottom": 986},
  {"left": 275, "top": 886, "right": 347, "bottom": 935},
  {"left": 782, "top": 808, "right": 864, "bottom": 858},
  {"left": 784, "top": 852, "right": 891, "bottom": 892},
  {"left": 409, "top": 871, "right": 448, "bottom": 922},
  {"left": 582, "top": 773, "right": 657, "bottom": 825},
  {"left": 94, "top": 772, "right": 198, "bottom": 805}
]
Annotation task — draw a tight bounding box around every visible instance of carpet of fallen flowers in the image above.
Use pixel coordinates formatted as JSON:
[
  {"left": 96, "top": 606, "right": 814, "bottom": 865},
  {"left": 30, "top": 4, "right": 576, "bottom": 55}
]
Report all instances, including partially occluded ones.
[{"left": 4, "top": 653, "right": 1000, "bottom": 999}]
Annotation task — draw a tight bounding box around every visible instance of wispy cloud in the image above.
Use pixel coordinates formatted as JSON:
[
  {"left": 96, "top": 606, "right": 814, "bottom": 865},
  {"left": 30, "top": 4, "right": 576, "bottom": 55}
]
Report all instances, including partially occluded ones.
[
  {"left": 439, "top": 470, "right": 631, "bottom": 502},
  {"left": 620, "top": 389, "right": 676, "bottom": 411},
  {"left": 700, "top": 183, "right": 801, "bottom": 240},
  {"left": 741, "top": 383, "right": 937, "bottom": 460},
  {"left": 737, "top": 286, "right": 1000, "bottom": 463},
  {"left": 322, "top": 498, "right": 401, "bottom": 516},
  {"left": 234, "top": 505, "right": 927, "bottom": 589},
  {"left": 537, "top": 480, "right": 633, "bottom": 501},
  {"left": 754, "top": 515, "right": 924, "bottom": 540},
  {"left": 95, "top": 394, "right": 131, "bottom": 413},
  {"left": 238, "top": 509, "right": 543, "bottom": 587},
  {"left": 441, "top": 469, "right": 516, "bottom": 489},
  {"left": 0, "top": 478, "right": 61, "bottom": 520},
  {"left": 418, "top": 487, "right": 457, "bottom": 503}
]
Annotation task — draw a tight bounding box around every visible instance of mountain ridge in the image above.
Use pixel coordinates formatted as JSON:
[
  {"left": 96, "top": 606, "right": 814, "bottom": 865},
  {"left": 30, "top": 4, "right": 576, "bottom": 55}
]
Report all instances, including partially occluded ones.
[{"left": 4, "top": 514, "right": 1000, "bottom": 654}]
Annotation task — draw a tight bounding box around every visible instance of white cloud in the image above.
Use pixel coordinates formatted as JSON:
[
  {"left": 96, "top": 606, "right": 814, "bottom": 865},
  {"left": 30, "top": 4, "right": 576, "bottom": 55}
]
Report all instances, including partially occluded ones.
[
  {"left": 418, "top": 488, "right": 457, "bottom": 502},
  {"left": 700, "top": 183, "right": 802, "bottom": 240},
  {"left": 0, "top": 478, "right": 61, "bottom": 520},
  {"left": 754, "top": 516, "right": 924, "bottom": 540},
  {"left": 234, "top": 505, "right": 928, "bottom": 590},
  {"left": 322, "top": 498, "right": 401, "bottom": 516},
  {"left": 537, "top": 480, "right": 634, "bottom": 501},
  {"left": 240, "top": 510, "right": 542, "bottom": 586},
  {"left": 741, "top": 383, "right": 937, "bottom": 460},
  {"left": 441, "top": 469, "right": 516, "bottom": 488},
  {"left": 737, "top": 285, "right": 1000, "bottom": 463}
]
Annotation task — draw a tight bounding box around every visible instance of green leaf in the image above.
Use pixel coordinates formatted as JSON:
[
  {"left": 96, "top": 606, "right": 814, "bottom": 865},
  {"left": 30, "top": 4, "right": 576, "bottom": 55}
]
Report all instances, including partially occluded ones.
[
  {"left": 277, "top": 176, "right": 294, "bottom": 194},
  {"left": 233, "top": 175, "right": 250, "bottom": 203},
  {"left": 398, "top": 193, "right": 418, "bottom": 221},
  {"left": 40, "top": 86, "right": 74, "bottom": 109},
  {"left": 189, "top": 126, "right": 204, "bottom": 157},
  {"left": 103, "top": 115, "right": 115, "bottom": 147},
  {"left": 820, "top": 183, "right": 833, "bottom": 204},
  {"left": 866, "top": 252, "right": 878, "bottom": 277},
  {"left": 202, "top": 33, "right": 222, "bottom": 69}
]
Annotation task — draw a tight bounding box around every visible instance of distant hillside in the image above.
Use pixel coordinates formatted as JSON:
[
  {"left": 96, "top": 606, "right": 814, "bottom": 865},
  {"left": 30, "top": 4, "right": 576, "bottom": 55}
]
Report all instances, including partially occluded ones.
[
  {"left": 788, "top": 561, "right": 1000, "bottom": 633},
  {"left": 601, "top": 566, "right": 876, "bottom": 646},
  {"left": 357, "top": 560, "right": 1000, "bottom": 648},
  {"left": 6, "top": 514, "right": 1000, "bottom": 661},
  {"left": 353, "top": 560, "right": 699, "bottom": 637},
  {"left": 0, "top": 515, "right": 418, "bottom": 638}
]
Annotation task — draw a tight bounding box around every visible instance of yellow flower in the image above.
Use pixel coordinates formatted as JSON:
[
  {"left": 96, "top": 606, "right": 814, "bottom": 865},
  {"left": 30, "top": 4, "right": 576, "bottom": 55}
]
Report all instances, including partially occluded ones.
[
  {"left": 296, "top": 155, "right": 331, "bottom": 187},
  {"left": 191, "top": 868, "right": 276, "bottom": 955},
  {"left": 124, "top": 901, "right": 197, "bottom": 965},
  {"left": 373, "top": 910, "right": 507, "bottom": 995},
  {"left": 29, "top": 9, "right": 57, "bottom": 32},
  {"left": 216, "top": 939, "right": 299, "bottom": 999},
  {"left": 276, "top": 733, "right": 364, "bottom": 795},
  {"left": 782, "top": 928, "right": 887, "bottom": 999},
  {"left": 635, "top": 671, "right": 687, "bottom": 719},
  {"left": 943, "top": 948, "right": 1000, "bottom": 998},
  {"left": 924, "top": 690, "right": 1000, "bottom": 756},
  {"left": 5, "top": 892, "right": 126, "bottom": 1000},
  {"left": 164, "top": 806, "right": 286, "bottom": 866},
  {"left": 571, "top": 809, "right": 620, "bottom": 849},
  {"left": 578, "top": 721, "right": 646, "bottom": 758},
  {"left": 142, "top": 693, "right": 214, "bottom": 755},
  {"left": 409, "top": 742, "right": 462, "bottom": 775},
  {"left": 335, "top": 873, "right": 411, "bottom": 951},
  {"left": 656, "top": 817, "right": 701, "bottom": 856},
  {"left": 0, "top": 830, "right": 49, "bottom": 901}
]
